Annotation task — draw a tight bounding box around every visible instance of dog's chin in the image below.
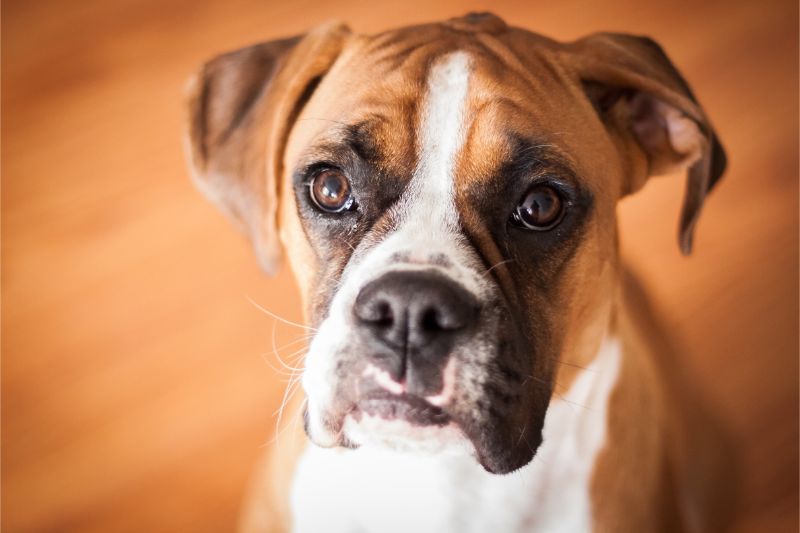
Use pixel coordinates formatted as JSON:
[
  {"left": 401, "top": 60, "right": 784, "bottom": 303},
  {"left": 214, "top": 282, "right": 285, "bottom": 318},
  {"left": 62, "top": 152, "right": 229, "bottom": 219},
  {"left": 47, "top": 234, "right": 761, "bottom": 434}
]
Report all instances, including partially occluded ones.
[
  {"left": 460, "top": 418, "right": 542, "bottom": 475},
  {"left": 342, "top": 413, "right": 470, "bottom": 454},
  {"left": 305, "top": 395, "right": 542, "bottom": 475}
]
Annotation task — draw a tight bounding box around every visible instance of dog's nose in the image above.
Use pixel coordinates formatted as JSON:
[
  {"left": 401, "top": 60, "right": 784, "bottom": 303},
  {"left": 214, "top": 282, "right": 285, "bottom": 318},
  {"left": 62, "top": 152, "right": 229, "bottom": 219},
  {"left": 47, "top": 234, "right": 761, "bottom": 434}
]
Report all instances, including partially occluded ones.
[{"left": 353, "top": 270, "right": 479, "bottom": 393}]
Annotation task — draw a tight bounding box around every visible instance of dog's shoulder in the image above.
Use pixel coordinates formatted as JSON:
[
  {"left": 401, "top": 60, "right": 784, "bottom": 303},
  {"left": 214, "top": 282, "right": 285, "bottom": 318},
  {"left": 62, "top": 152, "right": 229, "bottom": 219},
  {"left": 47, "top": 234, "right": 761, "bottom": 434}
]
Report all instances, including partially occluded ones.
[
  {"left": 238, "top": 396, "right": 307, "bottom": 533},
  {"left": 606, "top": 265, "right": 739, "bottom": 532}
]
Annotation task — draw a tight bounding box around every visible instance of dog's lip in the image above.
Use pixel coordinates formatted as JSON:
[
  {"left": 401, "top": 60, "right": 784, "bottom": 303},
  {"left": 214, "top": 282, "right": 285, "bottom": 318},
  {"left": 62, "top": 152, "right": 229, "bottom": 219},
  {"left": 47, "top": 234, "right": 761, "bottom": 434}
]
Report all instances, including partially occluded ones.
[{"left": 355, "top": 390, "right": 452, "bottom": 426}]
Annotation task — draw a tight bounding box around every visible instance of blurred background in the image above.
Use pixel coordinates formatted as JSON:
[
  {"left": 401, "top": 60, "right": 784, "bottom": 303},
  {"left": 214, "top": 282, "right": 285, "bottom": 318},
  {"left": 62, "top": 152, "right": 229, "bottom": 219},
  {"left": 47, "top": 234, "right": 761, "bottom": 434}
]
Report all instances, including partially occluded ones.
[{"left": 2, "top": 0, "right": 797, "bottom": 531}]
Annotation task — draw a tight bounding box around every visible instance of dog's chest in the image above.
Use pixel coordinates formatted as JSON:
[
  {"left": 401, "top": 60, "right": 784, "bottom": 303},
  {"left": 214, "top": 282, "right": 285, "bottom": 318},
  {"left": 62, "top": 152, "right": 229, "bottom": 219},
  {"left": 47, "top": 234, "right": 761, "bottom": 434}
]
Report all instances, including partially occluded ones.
[{"left": 290, "top": 340, "right": 621, "bottom": 533}]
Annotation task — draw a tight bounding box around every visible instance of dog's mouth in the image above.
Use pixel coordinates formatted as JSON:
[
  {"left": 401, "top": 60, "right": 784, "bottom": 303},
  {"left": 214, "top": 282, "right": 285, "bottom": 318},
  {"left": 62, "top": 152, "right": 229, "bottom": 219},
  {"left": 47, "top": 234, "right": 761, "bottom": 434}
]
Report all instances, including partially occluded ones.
[
  {"left": 308, "top": 370, "right": 544, "bottom": 474},
  {"left": 355, "top": 390, "right": 451, "bottom": 427},
  {"left": 337, "top": 387, "right": 468, "bottom": 456}
]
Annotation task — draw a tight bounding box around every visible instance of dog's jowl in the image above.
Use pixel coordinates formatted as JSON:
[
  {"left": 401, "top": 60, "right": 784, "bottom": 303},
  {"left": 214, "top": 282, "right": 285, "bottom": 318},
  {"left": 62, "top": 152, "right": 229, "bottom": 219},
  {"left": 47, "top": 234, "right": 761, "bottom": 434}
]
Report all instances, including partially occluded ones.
[{"left": 186, "top": 12, "right": 732, "bottom": 533}]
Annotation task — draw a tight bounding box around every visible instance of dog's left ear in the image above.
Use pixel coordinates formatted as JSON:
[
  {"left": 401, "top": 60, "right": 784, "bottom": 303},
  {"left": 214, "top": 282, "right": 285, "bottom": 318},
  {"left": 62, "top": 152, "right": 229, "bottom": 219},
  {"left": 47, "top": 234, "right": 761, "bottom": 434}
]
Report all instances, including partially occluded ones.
[
  {"left": 185, "top": 22, "right": 351, "bottom": 273},
  {"left": 568, "top": 33, "right": 726, "bottom": 254}
]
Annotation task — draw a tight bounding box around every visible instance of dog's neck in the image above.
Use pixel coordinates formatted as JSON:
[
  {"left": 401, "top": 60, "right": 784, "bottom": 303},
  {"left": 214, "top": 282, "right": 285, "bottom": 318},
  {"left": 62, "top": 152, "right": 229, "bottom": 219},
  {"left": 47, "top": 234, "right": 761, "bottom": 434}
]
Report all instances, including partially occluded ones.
[{"left": 290, "top": 338, "right": 622, "bottom": 533}]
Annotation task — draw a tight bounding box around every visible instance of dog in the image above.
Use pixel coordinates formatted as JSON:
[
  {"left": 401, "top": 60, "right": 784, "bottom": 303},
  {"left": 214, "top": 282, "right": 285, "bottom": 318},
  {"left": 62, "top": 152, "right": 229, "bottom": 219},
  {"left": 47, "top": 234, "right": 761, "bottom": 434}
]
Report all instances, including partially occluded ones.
[{"left": 185, "top": 13, "right": 732, "bottom": 533}]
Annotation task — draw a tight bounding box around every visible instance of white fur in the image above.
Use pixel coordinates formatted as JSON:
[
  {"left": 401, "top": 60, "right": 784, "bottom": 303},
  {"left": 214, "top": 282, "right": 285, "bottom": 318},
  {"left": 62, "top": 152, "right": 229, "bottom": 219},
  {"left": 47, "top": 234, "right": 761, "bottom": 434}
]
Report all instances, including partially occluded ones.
[
  {"left": 291, "top": 339, "right": 622, "bottom": 533},
  {"left": 343, "top": 415, "right": 468, "bottom": 452}
]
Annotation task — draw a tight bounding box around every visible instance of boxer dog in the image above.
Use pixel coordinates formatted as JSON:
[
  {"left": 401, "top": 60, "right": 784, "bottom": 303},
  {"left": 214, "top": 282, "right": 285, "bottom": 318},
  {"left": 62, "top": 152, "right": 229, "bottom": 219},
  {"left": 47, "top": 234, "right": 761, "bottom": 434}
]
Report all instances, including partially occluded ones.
[{"left": 185, "top": 13, "right": 732, "bottom": 532}]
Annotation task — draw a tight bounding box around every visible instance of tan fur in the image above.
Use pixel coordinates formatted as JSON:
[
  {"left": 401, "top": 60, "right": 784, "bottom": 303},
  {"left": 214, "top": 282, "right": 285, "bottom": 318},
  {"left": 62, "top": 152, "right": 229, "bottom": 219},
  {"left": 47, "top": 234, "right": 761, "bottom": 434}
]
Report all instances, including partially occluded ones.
[
  {"left": 589, "top": 269, "right": 736, "bottom": 533},
  {"left": 239, "top": 394, "right": 307, "bottom": 533},
  {"left": 186, "top": 13, "right": 731, "bottom": 533}
]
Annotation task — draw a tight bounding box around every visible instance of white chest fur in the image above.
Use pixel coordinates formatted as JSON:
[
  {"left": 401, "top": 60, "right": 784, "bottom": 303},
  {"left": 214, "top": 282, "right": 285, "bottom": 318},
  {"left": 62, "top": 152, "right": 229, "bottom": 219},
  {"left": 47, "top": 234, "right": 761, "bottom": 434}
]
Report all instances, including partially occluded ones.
[{"left": 289, "top": 340, "right": 622, "bottom": 533}]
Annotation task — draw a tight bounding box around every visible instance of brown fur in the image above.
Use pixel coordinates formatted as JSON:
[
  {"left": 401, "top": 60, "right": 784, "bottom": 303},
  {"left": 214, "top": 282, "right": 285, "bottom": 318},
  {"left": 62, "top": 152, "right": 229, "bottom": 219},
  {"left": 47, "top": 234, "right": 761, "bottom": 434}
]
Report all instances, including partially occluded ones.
[{"left": 185, "top": 13, "right": 732, "bottom": 533}]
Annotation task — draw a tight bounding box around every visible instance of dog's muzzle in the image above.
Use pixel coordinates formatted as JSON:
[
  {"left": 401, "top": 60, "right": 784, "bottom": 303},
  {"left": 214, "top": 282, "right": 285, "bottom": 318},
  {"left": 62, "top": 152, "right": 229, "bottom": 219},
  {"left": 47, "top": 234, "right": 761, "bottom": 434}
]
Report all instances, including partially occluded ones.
[{"left": 303, "top": 259, "right": 544, "bottom": 474}]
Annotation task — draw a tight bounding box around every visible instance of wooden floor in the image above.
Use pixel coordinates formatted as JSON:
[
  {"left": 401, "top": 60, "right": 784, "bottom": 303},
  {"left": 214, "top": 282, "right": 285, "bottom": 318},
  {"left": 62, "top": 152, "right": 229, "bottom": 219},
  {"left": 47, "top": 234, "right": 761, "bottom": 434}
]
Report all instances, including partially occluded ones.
[{"left": 2, "top": 0, "right": 797, "bottom": 531}]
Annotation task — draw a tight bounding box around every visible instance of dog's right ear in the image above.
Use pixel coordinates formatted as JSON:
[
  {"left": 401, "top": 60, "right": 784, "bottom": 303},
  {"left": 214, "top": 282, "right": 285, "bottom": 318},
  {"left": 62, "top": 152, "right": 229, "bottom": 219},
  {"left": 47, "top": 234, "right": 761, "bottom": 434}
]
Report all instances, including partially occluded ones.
[
  {"left": 185, "top": 22, "right": 350, "bottom": 274},
  {"left": 567, "top": 33, "right": 726, "bottom": 255}
]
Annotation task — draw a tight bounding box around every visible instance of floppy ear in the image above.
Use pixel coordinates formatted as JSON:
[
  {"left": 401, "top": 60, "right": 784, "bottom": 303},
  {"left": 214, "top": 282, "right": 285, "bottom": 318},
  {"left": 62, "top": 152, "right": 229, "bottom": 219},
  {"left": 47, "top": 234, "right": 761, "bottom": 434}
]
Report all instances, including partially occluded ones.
[
  {"left": 568, "top": 33, "right": 726, "bottom": 254},
  {"left": 185, "top": 22, "right": 350, "bottom": 273}
]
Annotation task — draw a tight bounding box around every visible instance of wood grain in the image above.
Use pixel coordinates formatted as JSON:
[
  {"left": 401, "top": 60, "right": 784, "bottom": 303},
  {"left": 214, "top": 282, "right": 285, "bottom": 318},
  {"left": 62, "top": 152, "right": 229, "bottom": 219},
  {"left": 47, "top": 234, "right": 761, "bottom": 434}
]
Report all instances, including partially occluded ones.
[{"left": 2, "top": 0, "right": 797, "bottom": 531}]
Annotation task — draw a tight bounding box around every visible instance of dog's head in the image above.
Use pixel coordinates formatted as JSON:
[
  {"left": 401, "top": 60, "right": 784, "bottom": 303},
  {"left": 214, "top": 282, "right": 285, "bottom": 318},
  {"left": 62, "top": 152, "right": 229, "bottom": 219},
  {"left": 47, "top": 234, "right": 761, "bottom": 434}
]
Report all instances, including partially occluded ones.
[{"left": 185, "top": 13, "right": 725, "bottom": 474}]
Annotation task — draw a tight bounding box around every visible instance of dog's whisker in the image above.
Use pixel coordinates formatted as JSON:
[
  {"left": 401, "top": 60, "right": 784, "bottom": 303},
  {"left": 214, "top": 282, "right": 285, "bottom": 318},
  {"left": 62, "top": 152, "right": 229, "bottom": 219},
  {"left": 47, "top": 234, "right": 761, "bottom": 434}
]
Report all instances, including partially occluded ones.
[
  {"left": 269, "top": 336, "right": 314, "bottom": 357},
  {"left": 550, "top": 384, "right": 593, "bottom": 412},
  {"left": 260, "top": 354, "right": 302, "bottom": 378},
  {"left": 270, "top": 374, "right": 305, "bottom": 448},
  {"left": 260, "top": 350, "right": 307, "bottom": 382},
  {"left": 482, "top": 258, "right": 514, "bottom": 276},
  {"left": 283, "top": 347, "right": 310, "bottom": 363},
  {"left": 266, "top": 320, "right": 312, "bottom": 375},
  {"left": 272, "top": 323, "right": 304, "bottom": 372},
  {"left": 259, "top": 327, "right": 309, "bottom": 378},
  {"left": 516, "top": 423, "right": 529, "bottom": 448},
  {"left": 271, "top": 334, "right": 315, "bottom": 353},
  {"left": 551, "top": 357, "right": 596, "bottom": 372},
  {"left": 519, "top": 427, "right": 537, "bottom": 457},
  {"left": 337, "top": 235, "right": 357, "bottom": 253},
  {"left": 272, "top": 376, "right": 304, "bottom": 418},
  {"left": 262, "top": 357, "right": 305, "bottom": 378},
  {"left": 525, "top": 374, "right": 550, "bottom": 389},
  {"left": 247, "top": 296, "right": 317, "bottom": 331},
  {"left": 525, "top": 374, "right": 590, "bottom": 411},
  {"left": 266, "top": 387, "right": 302, "bottom": 448},
  {"left": 297, "top": 116, "right": 348, "bottom": 126},
  {"left": 264, "top": 349, "right": 307, "bottom": 375}
]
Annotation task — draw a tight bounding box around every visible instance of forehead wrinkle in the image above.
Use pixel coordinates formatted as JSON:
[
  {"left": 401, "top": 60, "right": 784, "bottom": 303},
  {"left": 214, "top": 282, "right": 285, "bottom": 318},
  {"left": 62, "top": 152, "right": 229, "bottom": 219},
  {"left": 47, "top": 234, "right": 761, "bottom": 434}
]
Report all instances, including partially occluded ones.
[
  {"left": 503, "top": 135, "right": 581, "bottom": 184},
  {"left": 363, "top": 23, "right": 489, "bottom": 73},
  {"left": 456, "top": 99, "right": 521, "bottom": 184},
  {"left": 344, "top": 118, "right": 389, "bottom": 163},
  {"left": 473, "top": 32, "right": 540, "bottom": 87},
  {"left": 371, "top": 41, "right": 432, "bottom": 71},
  {"left": 475, "top": 30, "right": 569, "bottom": 96},
  {"left": 296, "top": 113, "right": 410, "bottom": 170},
  {"left": 357, "top": 101, "right": 420, "bottom": 176},
  {"left": 347, "top": 35, "right": 438, "bottom": 87}
]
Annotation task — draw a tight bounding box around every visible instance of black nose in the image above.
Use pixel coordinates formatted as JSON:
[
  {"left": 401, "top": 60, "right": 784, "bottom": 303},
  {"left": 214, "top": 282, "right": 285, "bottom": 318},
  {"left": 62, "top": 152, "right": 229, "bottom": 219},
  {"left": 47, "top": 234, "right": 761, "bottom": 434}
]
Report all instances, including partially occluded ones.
[{"left": 353, "top": 270, "right": 479, "bottom": 393}]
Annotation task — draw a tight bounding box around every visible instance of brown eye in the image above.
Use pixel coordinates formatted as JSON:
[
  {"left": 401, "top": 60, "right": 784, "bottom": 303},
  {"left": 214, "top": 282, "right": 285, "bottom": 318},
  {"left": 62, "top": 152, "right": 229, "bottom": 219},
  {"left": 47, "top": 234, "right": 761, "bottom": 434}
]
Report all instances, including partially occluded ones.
[
  {"left": 512, "top": 185, "right": 564, "bottom": 230},
  {"left": 309, "top": 169, "right": 354, "bottom": 213}
]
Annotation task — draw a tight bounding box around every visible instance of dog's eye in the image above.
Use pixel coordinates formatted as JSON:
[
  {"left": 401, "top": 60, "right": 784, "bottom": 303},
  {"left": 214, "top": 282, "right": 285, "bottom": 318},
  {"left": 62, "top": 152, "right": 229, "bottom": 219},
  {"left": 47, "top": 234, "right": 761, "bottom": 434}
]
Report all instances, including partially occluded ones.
[
  {"left": 511, "top": 185, "right": 564, "bottom": 230},
  {"left": 309, "top": 169, "right": 355, "bottom": 213}
]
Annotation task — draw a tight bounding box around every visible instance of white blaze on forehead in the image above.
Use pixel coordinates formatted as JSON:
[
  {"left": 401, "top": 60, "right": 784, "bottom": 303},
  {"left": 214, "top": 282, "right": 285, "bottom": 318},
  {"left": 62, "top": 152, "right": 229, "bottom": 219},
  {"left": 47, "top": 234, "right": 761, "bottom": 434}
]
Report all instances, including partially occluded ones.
[{"left": 394, "top": 51, "right": 472, "bottom": 248}]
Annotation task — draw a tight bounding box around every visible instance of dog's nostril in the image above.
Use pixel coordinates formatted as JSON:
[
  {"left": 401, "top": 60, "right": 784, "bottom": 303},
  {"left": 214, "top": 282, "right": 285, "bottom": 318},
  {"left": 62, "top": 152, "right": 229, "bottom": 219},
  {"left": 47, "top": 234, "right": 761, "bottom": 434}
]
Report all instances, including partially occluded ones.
[
  {"left": 418, "top": 306, "right": 464, "bottom": 332},
  {"left": 356, "top": 298, "right": 395, "bottom": 327},
  {"left": 420, "top": 307, "right": 441, "bottom": 332},
  {"left": 374, "top": 301, "right": 394, "bottom": 328}
]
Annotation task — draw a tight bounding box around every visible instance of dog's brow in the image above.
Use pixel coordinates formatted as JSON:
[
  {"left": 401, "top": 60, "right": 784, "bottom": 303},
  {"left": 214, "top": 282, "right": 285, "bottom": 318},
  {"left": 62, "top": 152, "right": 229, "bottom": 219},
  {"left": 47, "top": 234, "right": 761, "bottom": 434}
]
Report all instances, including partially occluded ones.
[
  {"left": 502, "top": 136, "right": 577, "bottom": 177},
  {"left": 296, "top": 119, "right": 388, "bottom": 171},
  {"left": 344, "top": 120, "right": 386, "bottom": 164}
]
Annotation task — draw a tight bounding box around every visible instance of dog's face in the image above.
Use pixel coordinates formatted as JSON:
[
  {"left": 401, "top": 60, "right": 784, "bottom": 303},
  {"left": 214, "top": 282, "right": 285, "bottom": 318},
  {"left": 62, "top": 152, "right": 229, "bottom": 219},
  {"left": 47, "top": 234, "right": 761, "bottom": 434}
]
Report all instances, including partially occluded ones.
[
  {"left": 283, "top": 41, "right": 620, "bottom": 475},
  {"left": 186, "top": 14, "right": 724, "bottom": 474}
]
